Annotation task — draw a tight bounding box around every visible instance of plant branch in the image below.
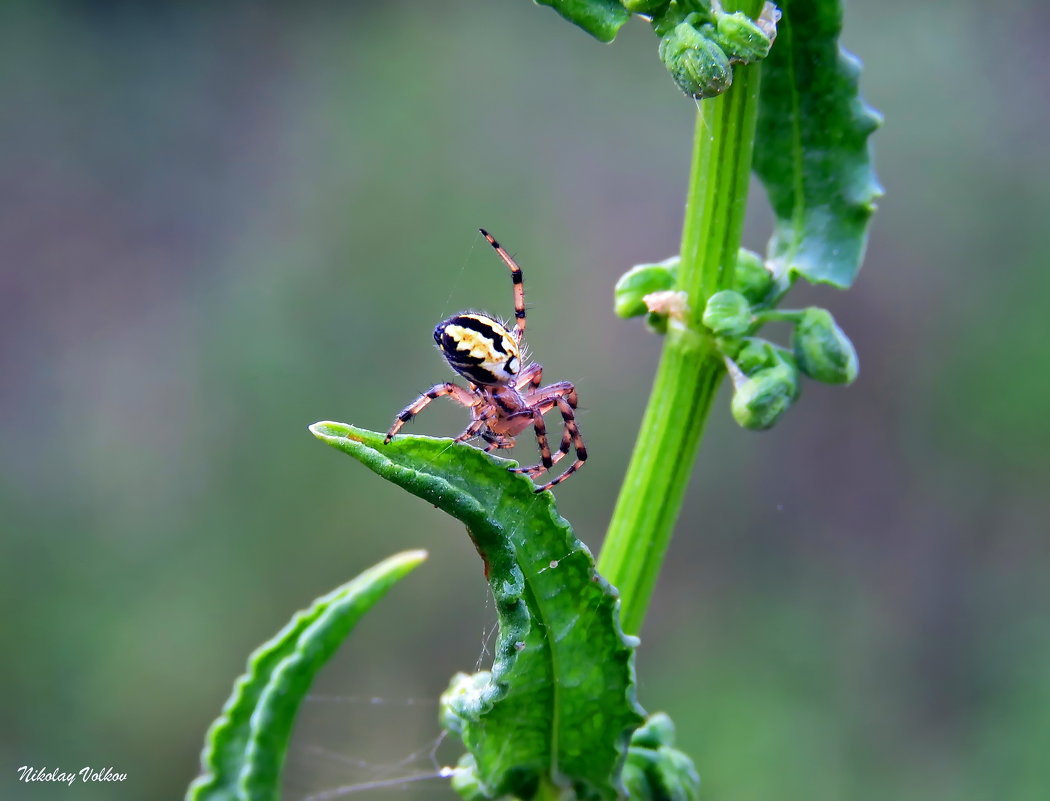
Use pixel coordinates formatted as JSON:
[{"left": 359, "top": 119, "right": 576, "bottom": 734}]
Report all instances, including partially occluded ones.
[{"left": 598, "top": 2, "right": 764, "bottom": 635}]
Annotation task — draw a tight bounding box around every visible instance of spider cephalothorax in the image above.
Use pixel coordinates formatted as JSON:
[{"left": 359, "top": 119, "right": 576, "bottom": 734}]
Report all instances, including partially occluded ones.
[{"left": 384, "top": 229, "right": 586, "bottom": 492}]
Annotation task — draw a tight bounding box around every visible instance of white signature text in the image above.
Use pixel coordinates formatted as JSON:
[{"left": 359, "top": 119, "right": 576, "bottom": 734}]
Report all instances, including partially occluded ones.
[{"left": 17, "top": 765, "right": 127, "bottom": 786}]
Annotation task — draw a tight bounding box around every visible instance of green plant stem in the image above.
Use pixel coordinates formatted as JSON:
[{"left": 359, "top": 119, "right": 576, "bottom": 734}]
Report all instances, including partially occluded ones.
[{"left": 599, "top": 18, "right": 763, "bottom": 636}]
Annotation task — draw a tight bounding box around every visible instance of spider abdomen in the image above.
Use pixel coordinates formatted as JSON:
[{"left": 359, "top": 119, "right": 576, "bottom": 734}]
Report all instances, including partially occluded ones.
[{"left": 434, "top": 313, "right": 521, "bottom": 386}]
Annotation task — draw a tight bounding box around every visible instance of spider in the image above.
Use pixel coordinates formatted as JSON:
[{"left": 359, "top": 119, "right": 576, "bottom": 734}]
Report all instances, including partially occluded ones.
[{"left": 384, "top": 229, "right": 587, "bottom": 493}]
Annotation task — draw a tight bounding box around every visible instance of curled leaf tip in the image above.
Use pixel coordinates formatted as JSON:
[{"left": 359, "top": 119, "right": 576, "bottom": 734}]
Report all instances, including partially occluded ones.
[{"left": 309, "top": 420, "right": 354, "bottom": 441}]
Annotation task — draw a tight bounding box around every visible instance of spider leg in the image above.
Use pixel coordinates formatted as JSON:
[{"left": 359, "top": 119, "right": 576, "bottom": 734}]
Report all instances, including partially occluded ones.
[
  {"left": 515, "top": 362, "right": 543, "bottom": 392},
  {"left": 520, "top": 381, "right": 579, "bottom": 468},
  {"left": 507, "top": 409, "right": 554, "bottom": 477},
  {"left": 526, "top": 380, "right": 578, "bottom": 410},
  {"left": 508, "top": 396, "right": 570, "bottom": 468},
  {"left": 509, "top": 380, "right": 582, "bottom": 478},
  {"left": 533, "top": 396, "right": 587, "bottom": 493},
  {"left": 454, "top": 418, "right": 485, "bottom": 443},
  {"left": 479, "top": 229, "right": 526, "bottom": 342},
  {"left": 455, "top": 403, "right": 501, "bottom": 443},
  {"left": 547, "top": 410, "right": 573, "bottom": 468},
  {"left": 482, "top": 431, "right": 516, "bottom": 452},
  {"left": 385, "top": 382, "right": 475, "bottom": 443}
]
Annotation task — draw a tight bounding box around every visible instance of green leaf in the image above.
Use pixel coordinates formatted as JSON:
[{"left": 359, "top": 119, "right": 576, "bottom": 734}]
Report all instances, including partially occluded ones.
[
  {"left": 186, "top": 550, "right": 428, "bottom": 801},
  {"left": 534, "top": 0, "right": 631, "bottom": 43},
  {"left": 311, "top": 422, "right": 646, "bottom": 801},
  {"left": 752, "top": 0, "right": 882, "bottom": 288}
]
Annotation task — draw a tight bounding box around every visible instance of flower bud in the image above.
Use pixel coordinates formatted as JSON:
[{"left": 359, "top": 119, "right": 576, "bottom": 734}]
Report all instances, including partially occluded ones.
[
  {"left": 624, "top": 741, "right": 701, "bottom": 801},
  {"left": 702, "top": 289, "right": 751, "bottom": 338},
  {"left": 712, "top": 11, "right": 774, "bottom": 64},
  {"left": 730, "top": 363, "right": 799, "bottom": 430},
  {"left": 631, "top": 712, "right": 678, "bottom": 750},
  {"left": 732, "top": 248, "right": 774, "bottom": 304},
  {"left": 615, "top": 257, "right": 678, "bottom": 318},
  {"left": 650, "top": 746, "right": 702, "bottom": 801},
  {"left": 621, "top": 756, "right": 650, "bottom": 801},
  {"left": 733, "top": 339, "right": 796, "bottom": 394},
  {"left": 658, "top": 22, "right": 732, "bottom": 99},
  {"left": 792, "top": 307, "right": 859, "bottom": 385},
  {"left": 650, "top": 4, "right": 713, "bottom": 38}
]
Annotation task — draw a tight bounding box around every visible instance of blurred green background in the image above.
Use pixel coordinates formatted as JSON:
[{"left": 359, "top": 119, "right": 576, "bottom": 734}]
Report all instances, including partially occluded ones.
[{"left": 2, "top": 1, "right": 1048, "bottom": 799}]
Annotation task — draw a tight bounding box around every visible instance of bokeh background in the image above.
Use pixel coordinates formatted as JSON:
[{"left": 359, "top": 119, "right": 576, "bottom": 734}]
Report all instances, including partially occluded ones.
[{"left": 3, "top": 1, "right": 1048, "bottom": 799}]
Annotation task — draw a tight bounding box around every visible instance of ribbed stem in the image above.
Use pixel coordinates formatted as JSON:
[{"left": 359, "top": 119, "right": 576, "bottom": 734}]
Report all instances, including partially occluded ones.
[{"left": 598, "top": 19, "right": 763, "bottom": 636}]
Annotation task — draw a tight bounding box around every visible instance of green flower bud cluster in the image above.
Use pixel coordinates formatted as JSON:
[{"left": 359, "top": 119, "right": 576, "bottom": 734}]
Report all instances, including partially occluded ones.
[
  {"left": 615, "top": 248, "right": 856, "bottom": 432},
  {"left": 653, "top": 2, "right": 779, "bottom": 99},
  {"left": 614, "top": 248, "right": 772, "bottom": 332},
  {"left": 622, "top": 712, "right": 701, "bottom": 801},
  {"left": 715, "top": 301, "right": 858, "bottom": 430}
]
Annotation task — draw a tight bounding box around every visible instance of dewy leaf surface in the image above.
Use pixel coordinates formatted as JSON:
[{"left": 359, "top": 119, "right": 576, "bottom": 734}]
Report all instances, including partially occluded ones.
[
  {"left": 187, "top": 550, "right": 427, "bottom": 801},
  {"left": 753, "top": 0, "right": 882, "bottom": 288},
  {"left": 311, "top": 421, "right": 646, "bottom": 801},
  {"left": 534, "top": 0, "right": 631, "bottom": 43}
]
